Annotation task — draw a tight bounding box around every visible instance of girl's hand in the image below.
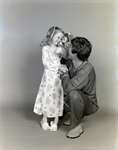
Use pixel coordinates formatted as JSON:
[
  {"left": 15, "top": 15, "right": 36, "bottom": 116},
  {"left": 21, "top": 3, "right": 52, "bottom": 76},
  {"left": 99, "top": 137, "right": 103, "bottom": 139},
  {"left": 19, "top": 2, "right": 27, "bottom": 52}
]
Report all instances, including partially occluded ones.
[
  {"left": 56, "top": 47, "right": 67, "bottom": 58},
  {"left": 59, "top": 65, "right": 68, "bottom": 73}
]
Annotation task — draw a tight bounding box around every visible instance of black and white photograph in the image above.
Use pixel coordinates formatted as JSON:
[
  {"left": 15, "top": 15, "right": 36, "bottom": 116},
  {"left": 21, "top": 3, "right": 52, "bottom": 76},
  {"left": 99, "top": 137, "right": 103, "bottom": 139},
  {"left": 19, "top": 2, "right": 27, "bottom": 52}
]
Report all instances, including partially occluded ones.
[{"left": 0, "top": 0, "right": 118, "bottom": 150}]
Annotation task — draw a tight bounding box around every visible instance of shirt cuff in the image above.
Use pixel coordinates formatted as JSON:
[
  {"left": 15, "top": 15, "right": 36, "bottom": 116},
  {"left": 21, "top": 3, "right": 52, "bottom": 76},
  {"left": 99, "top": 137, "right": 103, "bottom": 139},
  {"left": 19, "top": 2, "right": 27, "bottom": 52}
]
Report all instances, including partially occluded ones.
[{"left": 61, "top": 74, "right": 69, "bottom": 80}]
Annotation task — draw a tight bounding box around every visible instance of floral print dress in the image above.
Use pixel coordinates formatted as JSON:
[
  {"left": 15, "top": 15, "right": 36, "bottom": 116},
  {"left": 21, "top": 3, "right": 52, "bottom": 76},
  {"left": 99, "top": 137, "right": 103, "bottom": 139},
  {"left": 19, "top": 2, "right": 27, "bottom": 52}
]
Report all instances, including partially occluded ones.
[{"left": 33, "top": 45, "right": 64, "bottom": 118}]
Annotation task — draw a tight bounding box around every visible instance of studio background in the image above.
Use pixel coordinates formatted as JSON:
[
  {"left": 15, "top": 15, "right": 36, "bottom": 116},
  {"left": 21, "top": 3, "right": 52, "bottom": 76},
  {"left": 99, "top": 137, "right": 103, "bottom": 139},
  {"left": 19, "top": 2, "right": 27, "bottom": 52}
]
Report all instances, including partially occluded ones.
[
  {"left": 0, "top": 0, "right": 118, "bottom": 113},
  {"left": 0, "top": 1, "right": 118, "bottom": 150}
]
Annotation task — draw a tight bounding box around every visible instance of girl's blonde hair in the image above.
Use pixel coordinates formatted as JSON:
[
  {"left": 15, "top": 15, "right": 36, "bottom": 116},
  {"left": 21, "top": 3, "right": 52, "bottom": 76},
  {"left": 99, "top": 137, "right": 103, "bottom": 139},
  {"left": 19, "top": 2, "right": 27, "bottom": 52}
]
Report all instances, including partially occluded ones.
[{"left": 40, "top": 26, "right": 64, "bottom": 48}]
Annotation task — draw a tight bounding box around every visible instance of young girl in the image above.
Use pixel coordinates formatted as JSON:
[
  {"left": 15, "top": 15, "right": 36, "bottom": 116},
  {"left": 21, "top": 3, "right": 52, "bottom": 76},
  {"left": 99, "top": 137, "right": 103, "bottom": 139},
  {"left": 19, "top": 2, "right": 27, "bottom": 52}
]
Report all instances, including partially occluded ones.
[{"left": 33, "top": 26, "right": 67, "bottom": 131}]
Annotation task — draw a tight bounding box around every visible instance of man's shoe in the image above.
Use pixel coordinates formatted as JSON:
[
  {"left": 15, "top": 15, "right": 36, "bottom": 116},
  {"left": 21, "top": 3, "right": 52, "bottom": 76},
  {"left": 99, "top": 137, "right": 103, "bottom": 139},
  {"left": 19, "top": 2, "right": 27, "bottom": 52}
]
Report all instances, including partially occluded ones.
[
  {"left": 66, "top": 124, "right": 84, "bottom": 139},
  {"left": 63, "top": 119, "right": 70, "bottom": 126}
]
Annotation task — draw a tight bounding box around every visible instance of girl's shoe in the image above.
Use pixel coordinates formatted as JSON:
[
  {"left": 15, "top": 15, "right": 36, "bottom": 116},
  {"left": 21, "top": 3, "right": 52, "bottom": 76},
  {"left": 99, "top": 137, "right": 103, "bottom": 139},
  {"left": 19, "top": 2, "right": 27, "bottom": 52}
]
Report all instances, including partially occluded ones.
[
  {"left": 50, "top": 121, "right": 57, "bottom": 131},
  {"left": 40, "top": 120, "right": 50, "bottom": 131}
]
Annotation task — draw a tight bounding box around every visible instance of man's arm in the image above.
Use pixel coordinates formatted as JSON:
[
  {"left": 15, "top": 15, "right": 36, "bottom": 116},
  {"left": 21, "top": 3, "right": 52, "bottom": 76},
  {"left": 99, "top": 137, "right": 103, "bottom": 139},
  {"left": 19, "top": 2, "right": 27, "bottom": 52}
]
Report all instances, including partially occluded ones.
[{"left": 61, "top": 69, "right": 89, "bottom": 94}]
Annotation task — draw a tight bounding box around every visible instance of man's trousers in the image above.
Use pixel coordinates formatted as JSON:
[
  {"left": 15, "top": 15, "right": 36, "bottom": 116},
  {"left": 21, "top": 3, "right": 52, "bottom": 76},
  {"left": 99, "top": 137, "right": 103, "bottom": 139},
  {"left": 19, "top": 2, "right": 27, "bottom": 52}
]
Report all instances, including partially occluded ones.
[{"left": 64, "top": 90, "right": 94, "bottom": 128}]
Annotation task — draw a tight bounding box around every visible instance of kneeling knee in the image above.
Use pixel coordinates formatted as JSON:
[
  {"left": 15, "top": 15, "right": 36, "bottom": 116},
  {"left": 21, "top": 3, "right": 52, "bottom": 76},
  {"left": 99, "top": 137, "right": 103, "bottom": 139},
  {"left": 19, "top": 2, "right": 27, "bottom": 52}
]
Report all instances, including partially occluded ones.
[
  {"left": 69, "top": 90, "right": 79, "bottom": 102},
  {"left": 68, "top": 90, "right": 83, "bottom": 104}
]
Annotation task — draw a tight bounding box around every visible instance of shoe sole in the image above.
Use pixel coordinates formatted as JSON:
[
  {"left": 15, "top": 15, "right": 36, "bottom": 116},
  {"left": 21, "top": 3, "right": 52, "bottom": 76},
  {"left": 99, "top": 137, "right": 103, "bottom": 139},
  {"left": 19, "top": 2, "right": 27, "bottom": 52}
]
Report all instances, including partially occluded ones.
[
  {"left": 63, "top": 123, "right": 70, "bottom": 126},
  {"left": 66, "top": 131, "right": 84, "bottom": 139}
]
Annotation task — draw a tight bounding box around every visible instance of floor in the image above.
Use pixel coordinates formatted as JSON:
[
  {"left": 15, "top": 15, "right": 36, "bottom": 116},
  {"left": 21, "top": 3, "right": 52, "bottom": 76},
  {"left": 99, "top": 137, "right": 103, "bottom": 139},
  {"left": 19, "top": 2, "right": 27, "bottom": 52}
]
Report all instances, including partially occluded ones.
[{"left": 0, "top": 107, "right": 118, "bottom": 150}]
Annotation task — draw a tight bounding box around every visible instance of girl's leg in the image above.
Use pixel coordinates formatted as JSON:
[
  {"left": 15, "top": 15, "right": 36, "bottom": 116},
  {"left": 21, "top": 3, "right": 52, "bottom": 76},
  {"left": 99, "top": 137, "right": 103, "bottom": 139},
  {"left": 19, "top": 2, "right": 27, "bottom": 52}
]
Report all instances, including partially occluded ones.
[
  {"left": 54, "top": 116, "right": 59, "bottom": 125},
  {"left": 41, "top": 115, "right": 50, "bottom": 130},
  {"left": 42, "top": 115, "right": 48, "bottom": 123}
]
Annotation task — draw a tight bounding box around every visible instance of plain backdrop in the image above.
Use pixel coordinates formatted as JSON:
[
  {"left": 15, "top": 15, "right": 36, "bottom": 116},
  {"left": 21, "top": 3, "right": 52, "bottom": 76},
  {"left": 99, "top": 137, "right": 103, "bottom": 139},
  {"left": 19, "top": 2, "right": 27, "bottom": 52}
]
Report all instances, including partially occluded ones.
[{"left": 0, "top": 0, "right": 118, "bottom": 114}]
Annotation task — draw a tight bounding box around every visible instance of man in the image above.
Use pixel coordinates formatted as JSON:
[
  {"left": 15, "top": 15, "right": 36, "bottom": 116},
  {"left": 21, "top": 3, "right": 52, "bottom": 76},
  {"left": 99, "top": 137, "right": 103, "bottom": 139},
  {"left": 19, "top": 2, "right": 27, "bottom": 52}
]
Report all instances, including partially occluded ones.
[{"left": 60, "top": 37, "right": 99, "bottom": 139}]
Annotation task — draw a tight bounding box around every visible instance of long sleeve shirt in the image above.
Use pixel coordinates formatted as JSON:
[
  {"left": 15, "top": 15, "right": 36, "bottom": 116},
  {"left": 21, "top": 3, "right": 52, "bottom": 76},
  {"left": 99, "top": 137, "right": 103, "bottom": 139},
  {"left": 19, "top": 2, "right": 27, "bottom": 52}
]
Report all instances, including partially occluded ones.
[{"left": 61, "top": 61, "right": 99, "bottom": 110}]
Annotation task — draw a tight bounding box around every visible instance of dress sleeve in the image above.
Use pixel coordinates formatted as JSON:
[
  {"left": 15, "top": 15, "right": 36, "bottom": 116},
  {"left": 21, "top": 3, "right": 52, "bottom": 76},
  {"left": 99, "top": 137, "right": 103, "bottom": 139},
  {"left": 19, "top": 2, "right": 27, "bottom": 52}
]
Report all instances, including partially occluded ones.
[
  {"left": 55, "top": 47, "right": 66, "bottom": 58},
  {"left": 42, "top": 46, "right": 58, "bottom": 71}
]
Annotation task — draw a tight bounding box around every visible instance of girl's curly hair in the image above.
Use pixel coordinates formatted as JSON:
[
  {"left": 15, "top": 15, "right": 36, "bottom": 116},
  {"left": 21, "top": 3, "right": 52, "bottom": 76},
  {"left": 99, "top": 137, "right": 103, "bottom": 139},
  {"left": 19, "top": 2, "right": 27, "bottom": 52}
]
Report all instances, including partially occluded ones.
[{"left": 40, "top": 26, "right": 64, "bottom": 48}]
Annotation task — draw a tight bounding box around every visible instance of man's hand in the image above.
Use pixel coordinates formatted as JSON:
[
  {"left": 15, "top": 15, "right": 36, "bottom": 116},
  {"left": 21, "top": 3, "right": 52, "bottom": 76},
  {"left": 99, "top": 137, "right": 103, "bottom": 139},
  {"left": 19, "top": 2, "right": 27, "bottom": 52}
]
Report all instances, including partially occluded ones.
[{"left": 59, "top": 65, "right": 68, "bottom": 73}]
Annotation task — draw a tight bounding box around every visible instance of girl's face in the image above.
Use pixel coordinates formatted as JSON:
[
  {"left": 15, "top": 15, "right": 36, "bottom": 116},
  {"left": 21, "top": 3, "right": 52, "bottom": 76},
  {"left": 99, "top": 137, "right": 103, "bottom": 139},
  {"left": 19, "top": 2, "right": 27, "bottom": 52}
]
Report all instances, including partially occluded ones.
[{"left": 51, "top": 32, "right": 64, "bottom": 46}]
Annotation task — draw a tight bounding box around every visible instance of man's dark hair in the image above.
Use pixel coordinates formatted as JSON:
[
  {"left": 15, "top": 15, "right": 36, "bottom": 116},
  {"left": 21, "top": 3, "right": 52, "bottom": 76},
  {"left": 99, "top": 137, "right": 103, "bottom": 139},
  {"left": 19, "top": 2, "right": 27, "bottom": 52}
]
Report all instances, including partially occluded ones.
[{"left": 71, "top": 37, "right": 92, "bottom": 61}]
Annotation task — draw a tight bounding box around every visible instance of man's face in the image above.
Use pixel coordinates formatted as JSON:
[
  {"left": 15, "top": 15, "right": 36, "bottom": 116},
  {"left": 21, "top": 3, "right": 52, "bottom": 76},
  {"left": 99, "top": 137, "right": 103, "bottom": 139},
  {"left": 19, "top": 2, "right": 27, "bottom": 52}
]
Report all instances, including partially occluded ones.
[{"left": 67, "top": 45, "right": 76, "bottom": 60}]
